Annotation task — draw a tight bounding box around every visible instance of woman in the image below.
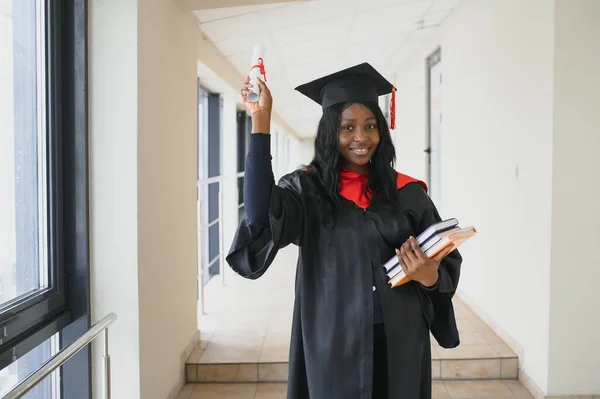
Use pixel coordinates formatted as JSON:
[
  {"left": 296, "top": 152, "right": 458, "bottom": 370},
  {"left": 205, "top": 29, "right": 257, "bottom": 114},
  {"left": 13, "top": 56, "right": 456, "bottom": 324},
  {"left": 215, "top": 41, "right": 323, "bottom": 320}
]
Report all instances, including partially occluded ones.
[{"left": 226, "top": 63, "right": 462, "bottom": 399}]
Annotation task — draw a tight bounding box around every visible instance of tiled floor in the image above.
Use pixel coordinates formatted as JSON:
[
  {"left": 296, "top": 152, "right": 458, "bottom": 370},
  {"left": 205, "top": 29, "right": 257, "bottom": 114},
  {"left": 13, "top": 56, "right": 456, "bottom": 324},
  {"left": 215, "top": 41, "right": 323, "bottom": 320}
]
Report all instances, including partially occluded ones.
[
  {"left": 189, "top": 246, "right": 520, "bottom": 386},
  {"left": 176, "top": 380, "right": 534, "bottom": 399}
]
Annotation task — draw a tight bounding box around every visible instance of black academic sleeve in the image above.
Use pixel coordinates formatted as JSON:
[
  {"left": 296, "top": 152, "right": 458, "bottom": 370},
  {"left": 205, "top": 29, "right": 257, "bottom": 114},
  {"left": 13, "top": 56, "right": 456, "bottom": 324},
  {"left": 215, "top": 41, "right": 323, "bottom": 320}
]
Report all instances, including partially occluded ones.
[
  {"left": 225, "top": 135, "right": 304, "bottom": 280},
  {"left": 418, "top": 192, "right": 462, "bottom": 295},
  {"left": 244, "top": 134, "right": 274, "bottom": 227},
  {"left": 416, "top": 186, "right": 463, "bottom": 348}
]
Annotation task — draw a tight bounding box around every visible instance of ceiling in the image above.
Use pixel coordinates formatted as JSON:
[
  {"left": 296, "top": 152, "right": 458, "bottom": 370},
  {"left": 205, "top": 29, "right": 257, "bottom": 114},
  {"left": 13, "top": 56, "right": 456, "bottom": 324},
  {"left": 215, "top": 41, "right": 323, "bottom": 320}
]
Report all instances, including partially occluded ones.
[{"left": 193, "top": 0, "right": 461, "bottom": 138}]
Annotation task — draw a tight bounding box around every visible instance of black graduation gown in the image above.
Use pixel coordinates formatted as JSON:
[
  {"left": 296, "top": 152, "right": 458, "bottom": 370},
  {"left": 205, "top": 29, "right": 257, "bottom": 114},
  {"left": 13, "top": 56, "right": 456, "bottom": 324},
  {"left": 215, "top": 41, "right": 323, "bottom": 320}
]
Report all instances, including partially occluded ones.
[{"left": 226, "top": 169, "right": 462, "bottom": 399}]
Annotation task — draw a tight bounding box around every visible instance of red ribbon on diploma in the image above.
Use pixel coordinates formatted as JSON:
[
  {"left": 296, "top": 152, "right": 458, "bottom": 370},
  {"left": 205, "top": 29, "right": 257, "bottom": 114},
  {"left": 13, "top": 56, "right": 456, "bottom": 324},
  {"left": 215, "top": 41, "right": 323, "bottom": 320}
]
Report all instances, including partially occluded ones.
[{"left": 250, "top": 57, "right": 267, "bottom": 82}]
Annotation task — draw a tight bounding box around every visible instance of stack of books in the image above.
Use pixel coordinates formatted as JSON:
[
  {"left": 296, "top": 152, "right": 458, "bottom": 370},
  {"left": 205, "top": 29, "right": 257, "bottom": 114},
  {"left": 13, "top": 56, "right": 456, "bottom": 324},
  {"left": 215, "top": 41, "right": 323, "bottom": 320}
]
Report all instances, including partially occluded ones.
[{"left": 383, "top": 218, "right": 477, "bottom": 288}]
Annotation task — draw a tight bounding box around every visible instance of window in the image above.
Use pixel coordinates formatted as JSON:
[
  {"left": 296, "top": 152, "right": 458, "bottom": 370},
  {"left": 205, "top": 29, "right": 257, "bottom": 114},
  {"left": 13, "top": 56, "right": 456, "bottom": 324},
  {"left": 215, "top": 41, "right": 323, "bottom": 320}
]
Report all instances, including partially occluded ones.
[
  {"left": 426, "top": 48, "right": 442, "bottom": 206},
  {"left": 236, "top": 110, "right": 250, "bottom": 220},
  {"left": 197, "top": 87, "right": 222, "bottom": 285},
  {"left": 0, "top": 333, "right": 60, "bottom": 398},
  {"left": 0, "top": 0, "right": 66, "bottom": 357},
  {"left": 1, "top": 0, "right": 90, "bottom": 397}
]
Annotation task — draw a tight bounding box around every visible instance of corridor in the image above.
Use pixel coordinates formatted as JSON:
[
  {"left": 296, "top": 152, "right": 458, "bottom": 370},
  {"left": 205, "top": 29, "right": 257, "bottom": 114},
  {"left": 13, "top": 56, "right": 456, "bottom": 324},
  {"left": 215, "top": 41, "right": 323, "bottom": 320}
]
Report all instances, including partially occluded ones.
[
  {"left": 2, "top": 0, "right": 597, "bottom": 398},
  {"left": 182, "top": 246, "right": 533, "bottom": 397}
]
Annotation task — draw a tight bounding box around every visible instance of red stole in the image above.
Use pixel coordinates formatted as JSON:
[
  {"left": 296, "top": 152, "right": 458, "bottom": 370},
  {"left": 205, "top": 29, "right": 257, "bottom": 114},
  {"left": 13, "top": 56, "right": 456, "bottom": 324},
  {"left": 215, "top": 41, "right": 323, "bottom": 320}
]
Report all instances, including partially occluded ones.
[{"left": 339, "top": 168, "right": 428, "bottom": 209}]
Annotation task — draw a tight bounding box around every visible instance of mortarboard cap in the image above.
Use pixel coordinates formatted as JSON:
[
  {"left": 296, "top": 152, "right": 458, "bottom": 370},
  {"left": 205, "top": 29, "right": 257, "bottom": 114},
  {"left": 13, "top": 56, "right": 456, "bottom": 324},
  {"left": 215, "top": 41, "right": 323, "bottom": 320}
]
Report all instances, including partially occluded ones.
[{"left": 294, "top": 62, "right": 397, "bottom": 129}]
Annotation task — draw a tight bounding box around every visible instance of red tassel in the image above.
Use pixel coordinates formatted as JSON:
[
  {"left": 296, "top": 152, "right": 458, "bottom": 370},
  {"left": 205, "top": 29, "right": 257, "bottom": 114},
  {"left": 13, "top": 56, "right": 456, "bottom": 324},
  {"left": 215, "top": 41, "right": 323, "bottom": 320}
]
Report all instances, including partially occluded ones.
[{"left": 390, "top": 87, "right": 396, "bottom": 130}]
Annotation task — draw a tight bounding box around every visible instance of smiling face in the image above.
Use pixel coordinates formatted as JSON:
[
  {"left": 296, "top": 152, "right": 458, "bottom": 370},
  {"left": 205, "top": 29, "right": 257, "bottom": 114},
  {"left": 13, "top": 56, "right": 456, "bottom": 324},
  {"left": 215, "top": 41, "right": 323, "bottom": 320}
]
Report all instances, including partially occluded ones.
[{"left": 338, "top": 103, "right": 380, "bottom": 174}]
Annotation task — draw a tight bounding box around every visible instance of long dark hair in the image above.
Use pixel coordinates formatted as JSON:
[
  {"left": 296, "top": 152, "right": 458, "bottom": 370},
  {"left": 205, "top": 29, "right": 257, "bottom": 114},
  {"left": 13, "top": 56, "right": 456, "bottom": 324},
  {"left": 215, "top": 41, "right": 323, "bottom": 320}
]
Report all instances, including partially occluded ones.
[{"left": 304, "top": 101, "right": 398, "bottom": 216}]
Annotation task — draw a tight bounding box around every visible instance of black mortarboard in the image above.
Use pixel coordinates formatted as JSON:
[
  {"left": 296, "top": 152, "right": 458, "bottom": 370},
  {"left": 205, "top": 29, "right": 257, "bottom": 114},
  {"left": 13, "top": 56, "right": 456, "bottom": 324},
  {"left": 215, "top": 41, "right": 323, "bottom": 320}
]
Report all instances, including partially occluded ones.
[{"left": 294, "top": 62, "right": 397, "bottom": 129}]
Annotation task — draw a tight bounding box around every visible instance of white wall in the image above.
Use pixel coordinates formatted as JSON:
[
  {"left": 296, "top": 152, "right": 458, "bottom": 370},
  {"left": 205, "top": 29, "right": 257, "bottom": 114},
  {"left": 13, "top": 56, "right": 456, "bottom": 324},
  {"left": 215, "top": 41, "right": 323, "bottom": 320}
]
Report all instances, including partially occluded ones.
[
  {"left": 137, "top": 1, "right": 199, "bottom": 398},
  {"left": 298, "top": 138, "right": 314, "bottom": 167},
  {"left": 393, "top": 0, "right": 555, "bottom": 392},
  {"left": 90, "top": 1, "right": 199, "bottom": 398},
  {"left": 547, "top": 0, "right": 600, "bottom": 394},
  {"left": 89, "top": 1, "right": 141, "bottom": 397},
  {"left": 288, "top": 135, "right": 301, "bottom": 171}
]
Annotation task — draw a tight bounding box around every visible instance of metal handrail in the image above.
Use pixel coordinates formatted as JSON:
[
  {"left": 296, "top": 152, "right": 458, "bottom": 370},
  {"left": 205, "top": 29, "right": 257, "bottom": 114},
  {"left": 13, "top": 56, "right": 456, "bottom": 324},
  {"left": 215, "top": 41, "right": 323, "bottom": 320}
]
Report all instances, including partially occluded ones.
[{"left": 2, "top": 313, "right": 117, "bottom": 399}]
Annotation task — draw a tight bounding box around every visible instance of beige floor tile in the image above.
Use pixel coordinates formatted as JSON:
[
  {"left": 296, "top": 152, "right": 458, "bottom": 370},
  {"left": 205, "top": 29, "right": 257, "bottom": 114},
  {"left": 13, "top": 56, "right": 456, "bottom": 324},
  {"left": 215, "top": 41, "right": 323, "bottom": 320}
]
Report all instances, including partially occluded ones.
[
  {"left": 501, "top": 358, "right": 518, "bottom": 378},
  {"left": 262, "top": 334, "right": 291, "bottom": 350},
  {"left": 267, "top": 319, "right": 292, "bottom": 330},
  {"left": 200, "top": 347, "right": 262, "bottom": 363},
  {"left": 480, "top": 329, "right": 506, "bottom": 345},
  {"left": 265, "top": 321, "right": 291, "bottom": 331},
  {"left": 187, "top": 349, "right": 204, "bottom": 364},
  {"left": 438, "top": 344, "right": 498, "bottom": 360},
  {"left": 206, "top": 337, "right": 265, "bottom": 353},
  {"left": 503, "top": 380, "right": 534, "bottom": 398},
  {"left": 432, "top": 360, "right": 441, "bottom": 379},
  {"left": 441, "top": 359, "right": 501, "bottom": 379},
  {"left": 179, "top": 381, "right": 535, "bottom": 399},
  {"left": 469, "top": 319, "right": 492, "bottom": 332},
  {"left": 545, "top": 396, "right": 595, "bottom": 399},
  {"left": 258, "top": 363, "right": 288, "bottom": 382},
  {"left": 455, "top": 309, "right": 477, "bottom": 320},
  {"left": 459, "top": 332, "right": 488, "bottom": 345},
  {"left": 519, "top": 372, "right": 545, "bottom": 399},
  {"left": 210, "top": 329, "right": 267, "bottom": 342},
  {"left": 492, "top": 343, "right": 517, "bottom": 358},
  {"left": 433, "top": 381, "right": 451, "bottom": 399},
  {"left": 259, "top": 347, "right": 290, "bottom": 363},
  {"left": 197, "top": 364, "right": 258, "bottom": 383},
  {"left": 176, "top": 384, "right": 195, "bottom": 399},
  {"left": 255, "top": 383, "right": 288, "bottom": 398},
  {"left": 219, "top": 320, "right": 270, "bottom": 331},
  {"left": 457, "top": 320, "right": 478, "bottom": 333},
  {"left": 198, "top": 320, "right": 219, "bottom": 337},
  {"left": 189, "top": 383, "right": 257, "bottom": 399},
  {"left": 186, "top": 364, "right": 197, "bottom": 382},
  {"left": 196, "top": 327, "right": 215, "bottom": 349},
  {"left": 444, "top": 380, "right": 514, "bottom": 398}
]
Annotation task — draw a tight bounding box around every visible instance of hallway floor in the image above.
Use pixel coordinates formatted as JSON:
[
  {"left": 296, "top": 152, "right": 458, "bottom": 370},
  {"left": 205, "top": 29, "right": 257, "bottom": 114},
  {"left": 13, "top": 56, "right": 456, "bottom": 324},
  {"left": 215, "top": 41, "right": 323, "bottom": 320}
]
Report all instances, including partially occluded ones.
[
  {"left": 177, "top": 380, "right": 534, "bottom": 399},
  {"left": 187, "top": 246, "right": 526, "bottom": 396}
]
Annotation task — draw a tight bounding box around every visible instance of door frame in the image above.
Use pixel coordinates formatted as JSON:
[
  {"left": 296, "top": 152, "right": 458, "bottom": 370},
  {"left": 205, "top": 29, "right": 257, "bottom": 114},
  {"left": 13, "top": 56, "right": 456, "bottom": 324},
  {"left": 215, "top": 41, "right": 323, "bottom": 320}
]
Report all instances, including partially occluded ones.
[{"left": 426, "top": 47, "right": 442, "bottom": 202}]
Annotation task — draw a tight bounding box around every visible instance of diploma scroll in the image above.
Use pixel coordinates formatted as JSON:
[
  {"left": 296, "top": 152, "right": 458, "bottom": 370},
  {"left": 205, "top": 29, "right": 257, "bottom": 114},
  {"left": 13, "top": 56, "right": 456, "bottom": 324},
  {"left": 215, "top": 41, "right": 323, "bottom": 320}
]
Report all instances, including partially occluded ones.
[{"left": 247, "top": 44, "right": 267, "bottom": 103}]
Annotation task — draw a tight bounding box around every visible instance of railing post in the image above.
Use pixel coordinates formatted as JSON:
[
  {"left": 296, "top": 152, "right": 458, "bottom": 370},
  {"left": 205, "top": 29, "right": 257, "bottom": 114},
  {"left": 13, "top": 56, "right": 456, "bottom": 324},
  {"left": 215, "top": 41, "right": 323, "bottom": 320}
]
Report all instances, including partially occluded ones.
[
  {"left": 102, "top": 328, "right": 111, "bottom": 399},
  {"left": 198, "top": 197, "right": 206, "bottom": 315},
  {"left": 218, "top": 182, "right": 226, "bottom": 286}
]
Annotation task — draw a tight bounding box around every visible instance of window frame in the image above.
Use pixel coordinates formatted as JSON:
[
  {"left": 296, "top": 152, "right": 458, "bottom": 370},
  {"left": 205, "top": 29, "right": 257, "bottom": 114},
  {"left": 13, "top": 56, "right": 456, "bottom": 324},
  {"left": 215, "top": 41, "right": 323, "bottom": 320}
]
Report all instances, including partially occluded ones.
[{"left": 0, "top": 0, "right": 67, "bottom": 354}]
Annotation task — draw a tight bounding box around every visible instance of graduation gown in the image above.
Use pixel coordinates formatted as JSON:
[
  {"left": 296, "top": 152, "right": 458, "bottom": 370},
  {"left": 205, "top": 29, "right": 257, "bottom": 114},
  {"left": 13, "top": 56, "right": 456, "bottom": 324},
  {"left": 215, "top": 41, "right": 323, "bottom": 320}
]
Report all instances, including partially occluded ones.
[{"left": 226, "top": 168, "right": 462, "bottom": 399}]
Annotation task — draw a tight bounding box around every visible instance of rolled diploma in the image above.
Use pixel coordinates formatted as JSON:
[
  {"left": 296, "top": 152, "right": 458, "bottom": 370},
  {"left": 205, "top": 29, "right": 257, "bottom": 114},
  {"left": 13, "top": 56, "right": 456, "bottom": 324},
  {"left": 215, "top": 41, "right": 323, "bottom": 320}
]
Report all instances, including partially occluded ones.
[{"left": 247, "top": 44, "right": 266, "bottom": 103}]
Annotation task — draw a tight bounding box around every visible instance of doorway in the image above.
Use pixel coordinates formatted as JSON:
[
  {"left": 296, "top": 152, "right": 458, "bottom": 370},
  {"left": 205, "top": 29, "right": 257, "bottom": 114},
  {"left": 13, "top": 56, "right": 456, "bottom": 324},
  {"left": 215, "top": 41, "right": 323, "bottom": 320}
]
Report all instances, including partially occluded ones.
[{"left": 426, "top": 48, "right": 442, "bottom": 207}]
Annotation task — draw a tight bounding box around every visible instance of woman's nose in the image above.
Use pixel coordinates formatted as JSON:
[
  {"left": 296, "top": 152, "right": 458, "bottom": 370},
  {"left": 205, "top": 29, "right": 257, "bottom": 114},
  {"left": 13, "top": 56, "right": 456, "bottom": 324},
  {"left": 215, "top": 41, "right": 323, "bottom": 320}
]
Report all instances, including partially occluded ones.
[{"left": 353, "top": 128, "right": 368, "bottom": 141}]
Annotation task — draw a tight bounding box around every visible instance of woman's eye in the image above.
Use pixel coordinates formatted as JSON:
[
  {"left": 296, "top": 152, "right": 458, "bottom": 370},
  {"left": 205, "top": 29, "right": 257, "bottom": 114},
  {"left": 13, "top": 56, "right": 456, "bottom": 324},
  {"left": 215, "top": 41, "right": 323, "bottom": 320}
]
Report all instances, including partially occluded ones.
[
  {"left": 341, "top": 125, "right": 354, "bottom": 131},
  {"left": 367, "top": 124, "right": 378, "bottom": 130}
]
